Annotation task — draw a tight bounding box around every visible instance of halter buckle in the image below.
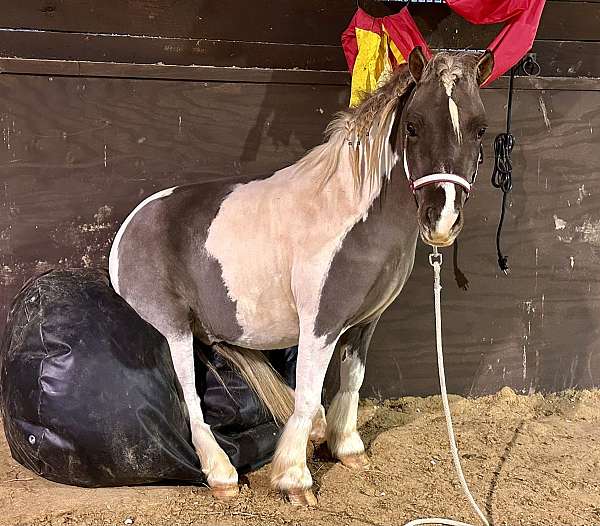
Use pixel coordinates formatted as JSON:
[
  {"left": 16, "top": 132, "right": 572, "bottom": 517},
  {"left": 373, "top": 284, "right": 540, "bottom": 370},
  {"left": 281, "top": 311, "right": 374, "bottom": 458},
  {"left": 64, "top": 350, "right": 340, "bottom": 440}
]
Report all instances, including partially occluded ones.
[{"left": 429, "top": 252, "right": 443, "bottom": 266}]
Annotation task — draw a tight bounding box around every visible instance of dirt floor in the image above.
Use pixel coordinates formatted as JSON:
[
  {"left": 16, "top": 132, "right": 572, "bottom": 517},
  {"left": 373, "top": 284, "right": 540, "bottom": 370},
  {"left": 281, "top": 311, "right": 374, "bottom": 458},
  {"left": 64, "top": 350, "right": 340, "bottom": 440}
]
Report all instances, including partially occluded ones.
[{"left": 1, "top": 388, "right": 599, "bottom": 526}]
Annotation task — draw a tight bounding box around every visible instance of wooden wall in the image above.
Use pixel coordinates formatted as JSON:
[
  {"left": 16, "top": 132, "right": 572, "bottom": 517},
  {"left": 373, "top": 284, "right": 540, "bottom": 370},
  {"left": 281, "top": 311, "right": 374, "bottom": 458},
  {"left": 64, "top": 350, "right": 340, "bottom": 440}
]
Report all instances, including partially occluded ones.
[{"left": 0, "top": 1, "right": 599, "bottom": 398}]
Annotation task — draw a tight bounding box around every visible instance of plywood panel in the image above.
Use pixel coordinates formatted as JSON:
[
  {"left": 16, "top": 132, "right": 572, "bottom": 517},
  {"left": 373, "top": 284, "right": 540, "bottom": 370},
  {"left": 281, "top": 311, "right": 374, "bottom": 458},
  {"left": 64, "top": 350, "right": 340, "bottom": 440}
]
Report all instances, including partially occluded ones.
[
  {"left": 0, "top": 74, "right": 599, "bottom": 397},
  {"left": 365, "top": 87, "right": 600, "bottom": 397}
]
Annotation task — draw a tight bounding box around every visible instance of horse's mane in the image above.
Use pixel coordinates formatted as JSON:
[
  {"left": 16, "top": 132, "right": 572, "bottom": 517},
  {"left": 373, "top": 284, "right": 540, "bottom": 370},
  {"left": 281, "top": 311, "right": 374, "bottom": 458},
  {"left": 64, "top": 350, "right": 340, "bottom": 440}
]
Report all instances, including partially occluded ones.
[
  {"left": 296, "top": 65, "right": 413, "bottom": 196},
  {"left": 296, "top": 52, "right": 479, "bottom": 197}
]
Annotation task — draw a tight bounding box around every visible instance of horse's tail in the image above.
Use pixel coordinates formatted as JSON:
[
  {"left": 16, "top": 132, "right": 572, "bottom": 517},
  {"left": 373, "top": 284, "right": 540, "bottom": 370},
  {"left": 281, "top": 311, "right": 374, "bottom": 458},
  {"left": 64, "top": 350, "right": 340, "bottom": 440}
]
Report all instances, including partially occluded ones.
[{"left": 212, "top": 343, "right": 294, "bottom": 426}]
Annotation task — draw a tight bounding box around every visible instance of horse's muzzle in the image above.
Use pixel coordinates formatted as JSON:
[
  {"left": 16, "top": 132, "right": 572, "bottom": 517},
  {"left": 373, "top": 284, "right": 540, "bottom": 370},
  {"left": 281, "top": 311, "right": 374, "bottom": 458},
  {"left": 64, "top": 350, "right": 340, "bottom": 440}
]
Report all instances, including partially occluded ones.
[{"left": 419, "top": 210, "right": 463, "bottom": 247}]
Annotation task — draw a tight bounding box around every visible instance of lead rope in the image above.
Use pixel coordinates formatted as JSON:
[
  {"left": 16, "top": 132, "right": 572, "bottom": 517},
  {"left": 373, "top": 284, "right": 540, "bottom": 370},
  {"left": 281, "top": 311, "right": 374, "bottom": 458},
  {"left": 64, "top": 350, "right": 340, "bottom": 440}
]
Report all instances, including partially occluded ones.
[
  {"left": 403, "top": 247, "right": 490, "bottom": 526},
  {"left": 491, "top": 65, "right": 516, "bottom": 275}
]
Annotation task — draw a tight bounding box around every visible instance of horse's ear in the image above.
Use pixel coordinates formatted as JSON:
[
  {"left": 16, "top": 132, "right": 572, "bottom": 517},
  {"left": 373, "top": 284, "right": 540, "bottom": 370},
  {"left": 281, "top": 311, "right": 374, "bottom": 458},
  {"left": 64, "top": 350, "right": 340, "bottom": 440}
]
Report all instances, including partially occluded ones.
[
  {"left": 408, "top": 46, "right": 428, "bottom": 83},
  {"left": 476, "top": 50, "right": 495, "bottom": 86}
]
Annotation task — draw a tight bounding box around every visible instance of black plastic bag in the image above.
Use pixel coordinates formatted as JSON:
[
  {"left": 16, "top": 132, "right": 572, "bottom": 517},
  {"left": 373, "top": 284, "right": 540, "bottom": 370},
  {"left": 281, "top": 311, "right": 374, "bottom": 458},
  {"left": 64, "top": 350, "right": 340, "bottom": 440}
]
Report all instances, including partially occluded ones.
[{"left": 0, "top": 268, "right": 295, "bottom": 487}]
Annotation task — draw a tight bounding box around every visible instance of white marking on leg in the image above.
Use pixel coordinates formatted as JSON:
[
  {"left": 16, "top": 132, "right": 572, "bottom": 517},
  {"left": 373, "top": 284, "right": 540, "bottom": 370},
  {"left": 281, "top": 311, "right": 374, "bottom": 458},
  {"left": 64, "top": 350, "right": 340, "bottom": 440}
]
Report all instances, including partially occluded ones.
[
  {"left": 310, "top": 404, "right": 327, "bottom": 443},
  {"left": 271, "top": 334, "right": 337, "bottom": 491},
  {"left": 436, "top": 182, "right": 458, "bottom": 236},
  {"left": 168, "top": 333, "right": 237, "bottom": 487},
  {"left": 108, "top": 186, "right": 177, "bottom": 295},
  {"left": 326, "top": 346, "right": 366, "bottom": 457},
  {"left": 286, "top": 385, "right": 327, "bottom": 443}
]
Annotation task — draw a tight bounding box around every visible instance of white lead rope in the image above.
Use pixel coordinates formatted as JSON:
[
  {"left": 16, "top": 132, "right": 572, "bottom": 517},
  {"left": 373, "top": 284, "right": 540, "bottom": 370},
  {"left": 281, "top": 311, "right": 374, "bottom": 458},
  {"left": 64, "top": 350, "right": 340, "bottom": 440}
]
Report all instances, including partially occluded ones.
[{"left": 403, "top": 246, "right": 490, "bottom": 526}]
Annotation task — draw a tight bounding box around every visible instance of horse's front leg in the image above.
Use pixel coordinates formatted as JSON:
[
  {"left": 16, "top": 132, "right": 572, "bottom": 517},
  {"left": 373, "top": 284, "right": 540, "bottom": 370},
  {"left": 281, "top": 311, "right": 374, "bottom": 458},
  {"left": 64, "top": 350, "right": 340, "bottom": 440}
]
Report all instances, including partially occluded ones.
[
  {"left": 271, "top": 332, "right": 338, "bottom": 505},
  {"left": 325, "top": 320, "right": 378, "bottom": 469}
]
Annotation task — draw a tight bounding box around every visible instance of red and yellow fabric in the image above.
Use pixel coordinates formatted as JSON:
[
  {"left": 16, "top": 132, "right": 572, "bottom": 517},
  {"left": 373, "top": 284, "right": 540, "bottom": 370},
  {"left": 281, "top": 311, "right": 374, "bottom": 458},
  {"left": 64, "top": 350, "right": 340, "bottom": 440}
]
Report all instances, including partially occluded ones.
[
  {"left": 341, "top": 7, "right": 432, "bottom": 107},
  {"left": 342, "top": 0, "right": 546, "bottom": 104}
]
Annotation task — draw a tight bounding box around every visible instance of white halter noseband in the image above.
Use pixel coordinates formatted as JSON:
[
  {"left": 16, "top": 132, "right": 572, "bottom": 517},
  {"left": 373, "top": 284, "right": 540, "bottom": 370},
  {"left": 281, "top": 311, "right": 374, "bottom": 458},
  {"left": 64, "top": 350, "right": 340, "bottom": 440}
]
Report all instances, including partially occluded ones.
[{"left": 403, "top": 146, "right": 482, "bottom": 196}]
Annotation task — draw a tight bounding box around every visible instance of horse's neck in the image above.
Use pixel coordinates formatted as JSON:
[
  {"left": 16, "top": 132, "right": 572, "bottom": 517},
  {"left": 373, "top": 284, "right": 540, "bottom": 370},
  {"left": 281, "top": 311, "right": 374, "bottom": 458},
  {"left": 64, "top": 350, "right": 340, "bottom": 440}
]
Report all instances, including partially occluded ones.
[
  {"left": 274, "top": 147, "right": 417, "bottom": 255},
  {"left": 278, "top": 149, "right": 385, "bottom": 228}
]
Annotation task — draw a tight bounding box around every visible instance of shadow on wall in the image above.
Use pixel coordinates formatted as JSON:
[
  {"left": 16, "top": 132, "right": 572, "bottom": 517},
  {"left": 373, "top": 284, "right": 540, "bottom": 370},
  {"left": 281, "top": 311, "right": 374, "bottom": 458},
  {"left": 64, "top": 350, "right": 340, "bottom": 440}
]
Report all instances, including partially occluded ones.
[{"left": 239, "top": 70, "right": 346, "bottom": 164}]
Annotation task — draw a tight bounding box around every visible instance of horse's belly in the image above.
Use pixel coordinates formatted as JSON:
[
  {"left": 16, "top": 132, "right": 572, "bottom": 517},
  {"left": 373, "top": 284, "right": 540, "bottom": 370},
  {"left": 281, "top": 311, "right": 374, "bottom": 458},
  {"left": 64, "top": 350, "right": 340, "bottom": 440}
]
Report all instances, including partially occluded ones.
[{"left": 227, "top": 292, "right": 300, "bottom": 350}]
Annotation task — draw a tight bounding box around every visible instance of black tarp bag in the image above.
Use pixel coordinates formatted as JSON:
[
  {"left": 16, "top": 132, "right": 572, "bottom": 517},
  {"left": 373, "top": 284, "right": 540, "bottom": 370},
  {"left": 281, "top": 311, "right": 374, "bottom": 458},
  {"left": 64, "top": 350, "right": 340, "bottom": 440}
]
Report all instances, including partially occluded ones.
[{"left": 0, "top": 268, "right": 296, "bottom": 487}]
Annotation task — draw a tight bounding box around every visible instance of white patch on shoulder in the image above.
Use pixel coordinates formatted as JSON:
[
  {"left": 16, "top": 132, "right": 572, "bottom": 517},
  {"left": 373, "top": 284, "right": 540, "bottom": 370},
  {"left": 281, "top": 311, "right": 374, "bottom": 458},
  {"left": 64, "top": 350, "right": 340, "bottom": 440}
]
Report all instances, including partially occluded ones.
[
  {"left": 109, "top": 186, "right": 177, "bottom": 295},
  {"left": 204, "top": 154, "right": 380, "bottom": 349},
  {"left": 437, "top": 182, "right": 458, "bottom": 235}
]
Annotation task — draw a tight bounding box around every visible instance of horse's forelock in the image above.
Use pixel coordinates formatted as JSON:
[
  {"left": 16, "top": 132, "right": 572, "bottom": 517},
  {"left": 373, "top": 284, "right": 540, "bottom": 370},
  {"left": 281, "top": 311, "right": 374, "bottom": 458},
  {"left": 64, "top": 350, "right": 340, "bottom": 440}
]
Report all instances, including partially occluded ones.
[{"left": 423, "top": 52, "right": 480, "bottom": 95}]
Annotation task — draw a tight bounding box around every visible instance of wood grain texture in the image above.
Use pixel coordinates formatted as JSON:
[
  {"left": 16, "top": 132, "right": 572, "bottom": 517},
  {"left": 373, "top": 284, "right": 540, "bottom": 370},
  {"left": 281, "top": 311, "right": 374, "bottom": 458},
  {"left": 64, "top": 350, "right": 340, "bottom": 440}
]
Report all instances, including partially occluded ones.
[
  {"left": 2, "top": 1, "right": 598, "bottom": 46},
  {"left": 0, "top": 30, "right": 347, "bottom": 71},
  {"left": 365, "top": 87, "right": 600, "bottom": 397},
  {"left": 3, "top": 2, "right": 600, "bottom": 82},
  {"left": 0, "top": 73, "right": 599, "bottom": 397}
]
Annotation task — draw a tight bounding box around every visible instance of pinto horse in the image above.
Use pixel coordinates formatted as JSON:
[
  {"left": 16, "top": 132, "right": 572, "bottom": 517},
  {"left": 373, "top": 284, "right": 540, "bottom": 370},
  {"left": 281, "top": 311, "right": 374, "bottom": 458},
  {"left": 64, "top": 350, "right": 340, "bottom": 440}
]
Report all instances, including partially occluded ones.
[{"left": 109, "top": 48, "right": 494, "bottom": 505}]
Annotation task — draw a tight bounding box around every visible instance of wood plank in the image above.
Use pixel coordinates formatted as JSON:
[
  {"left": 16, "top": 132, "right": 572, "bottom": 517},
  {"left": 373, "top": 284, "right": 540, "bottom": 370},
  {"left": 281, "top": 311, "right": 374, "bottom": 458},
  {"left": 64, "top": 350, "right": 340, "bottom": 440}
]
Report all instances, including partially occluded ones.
[
  {"left": 0, "top": 29, "right": 347, "bottom": 71},
  {"left": 3, "top": 30, "right": 600, "bottom": 82},
  {"left": 1, "top": 1, "right": 598, "bottom": 46},
  {"left": 531, "top": 41, "right": 600, "bottom": 78},
  {"left": 0, "top": 58, "right": 351, "bottom": 85},
  {"left": 0, "top": 73, "right": 599, "bottom": 396},
  {"left": 0, "top": 0, "right": 355, "bottom": 46},
  {"left": 2, "top": 57, "right": 600, "bottom": 90}
]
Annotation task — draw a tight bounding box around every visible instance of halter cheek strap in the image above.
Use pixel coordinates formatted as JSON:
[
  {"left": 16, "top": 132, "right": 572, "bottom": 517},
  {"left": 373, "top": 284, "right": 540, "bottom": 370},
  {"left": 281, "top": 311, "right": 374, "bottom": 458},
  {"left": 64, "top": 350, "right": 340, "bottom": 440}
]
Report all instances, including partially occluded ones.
[{"left": 403, "top": 145, "right": 482, "bottom": 196}]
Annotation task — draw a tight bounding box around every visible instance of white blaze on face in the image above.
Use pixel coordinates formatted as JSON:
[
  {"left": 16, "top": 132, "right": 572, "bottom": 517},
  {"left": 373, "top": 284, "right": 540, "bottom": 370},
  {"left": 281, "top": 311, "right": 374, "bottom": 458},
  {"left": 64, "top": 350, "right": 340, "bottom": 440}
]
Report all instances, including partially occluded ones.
[
  {"left": 443, "top": 77, "right": 462, "bottom": 143},
  {"left": 435, "top": 182, "right": 458, "bottom": 236},
  {"left": 448, "top": 97, "right": 461, "bottom": 143}
]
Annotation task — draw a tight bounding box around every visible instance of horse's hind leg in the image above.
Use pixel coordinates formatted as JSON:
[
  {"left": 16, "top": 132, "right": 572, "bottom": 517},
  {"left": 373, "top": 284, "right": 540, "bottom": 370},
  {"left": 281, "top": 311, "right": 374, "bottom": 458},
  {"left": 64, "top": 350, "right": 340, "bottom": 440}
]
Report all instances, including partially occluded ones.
[
  {"left": 165, "top": 329, "right": 238, "bottom": 497},
  {"left": 325, "top": 320, "right": 378, "bottom": 470}
]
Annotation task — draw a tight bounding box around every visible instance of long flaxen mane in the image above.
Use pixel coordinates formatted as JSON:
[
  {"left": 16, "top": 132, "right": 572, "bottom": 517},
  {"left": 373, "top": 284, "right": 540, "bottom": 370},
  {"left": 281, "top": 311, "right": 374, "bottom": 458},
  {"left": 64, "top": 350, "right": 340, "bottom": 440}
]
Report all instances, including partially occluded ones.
[
  {"left": 296, "top": 65, "right": 413, "bottom": 197},
  {"left": 297, "top": 52, "right": 480, "bottom": 198}
]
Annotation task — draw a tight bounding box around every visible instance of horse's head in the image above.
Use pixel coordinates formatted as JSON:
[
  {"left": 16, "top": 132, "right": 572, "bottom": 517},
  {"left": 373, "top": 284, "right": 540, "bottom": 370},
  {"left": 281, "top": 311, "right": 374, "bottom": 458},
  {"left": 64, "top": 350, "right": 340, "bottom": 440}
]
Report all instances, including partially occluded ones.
[{"left": 400, "top": 49, "right": 494, "bottom": 247}]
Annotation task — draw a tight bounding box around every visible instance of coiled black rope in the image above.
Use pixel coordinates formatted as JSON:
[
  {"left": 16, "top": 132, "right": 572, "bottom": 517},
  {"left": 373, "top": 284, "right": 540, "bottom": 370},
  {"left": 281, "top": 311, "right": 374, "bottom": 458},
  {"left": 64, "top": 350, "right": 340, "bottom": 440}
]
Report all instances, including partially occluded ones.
[{"left": 491, "top": 65, "right": 516, "bottom": 274}]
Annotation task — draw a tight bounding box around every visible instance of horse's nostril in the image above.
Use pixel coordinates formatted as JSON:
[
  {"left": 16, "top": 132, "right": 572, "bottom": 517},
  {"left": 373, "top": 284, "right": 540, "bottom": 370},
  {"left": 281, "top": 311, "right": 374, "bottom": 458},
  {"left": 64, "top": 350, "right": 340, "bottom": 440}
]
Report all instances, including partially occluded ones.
[
  {"left": 452, "top": 212, "right": 461, "bottom": 229},
  {"left": 426, "top": 207, "right": 437, "bottom": 225}
]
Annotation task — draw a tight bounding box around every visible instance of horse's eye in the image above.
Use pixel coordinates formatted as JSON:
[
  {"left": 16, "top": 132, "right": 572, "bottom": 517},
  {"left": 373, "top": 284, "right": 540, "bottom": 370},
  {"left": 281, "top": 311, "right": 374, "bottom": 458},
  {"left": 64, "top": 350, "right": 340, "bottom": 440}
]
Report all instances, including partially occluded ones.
[
  {"left": 406, "top": 123, "right": 417, "bottom": 137},
  {"left": 477, "top": 127, "right": 487, "bottom": 139}
]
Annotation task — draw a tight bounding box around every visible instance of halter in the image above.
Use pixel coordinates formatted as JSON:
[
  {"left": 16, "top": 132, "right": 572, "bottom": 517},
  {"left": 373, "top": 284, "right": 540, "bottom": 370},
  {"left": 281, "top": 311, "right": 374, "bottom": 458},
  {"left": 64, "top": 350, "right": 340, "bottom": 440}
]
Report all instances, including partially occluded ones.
[{"left": 403, "top": 143, "right": 483, "bottom": 198}]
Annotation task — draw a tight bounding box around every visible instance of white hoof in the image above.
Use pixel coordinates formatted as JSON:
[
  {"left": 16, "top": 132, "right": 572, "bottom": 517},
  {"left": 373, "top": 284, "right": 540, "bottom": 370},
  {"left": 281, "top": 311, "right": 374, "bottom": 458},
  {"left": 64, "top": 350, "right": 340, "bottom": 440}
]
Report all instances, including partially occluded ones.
[
  {"left": 326, "top": 430, "right": 365, "bottom": 459},
  {"left": 271, "top": 462, "right": 313, "bottom": 491},
  {"left": 200, "top": 447, "right": 239, "bottom": 488}
]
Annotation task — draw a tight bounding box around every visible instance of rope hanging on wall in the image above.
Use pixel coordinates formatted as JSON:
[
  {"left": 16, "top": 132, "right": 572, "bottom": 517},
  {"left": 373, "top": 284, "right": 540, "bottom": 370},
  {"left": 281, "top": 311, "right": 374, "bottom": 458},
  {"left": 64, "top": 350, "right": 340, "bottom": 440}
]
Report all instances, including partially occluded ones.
[
  {"left": 491, "top": 65, "right": 516, "bottom": 274},
  {"left": 491, "top": 55, "right": 540, "bottom": 275}
]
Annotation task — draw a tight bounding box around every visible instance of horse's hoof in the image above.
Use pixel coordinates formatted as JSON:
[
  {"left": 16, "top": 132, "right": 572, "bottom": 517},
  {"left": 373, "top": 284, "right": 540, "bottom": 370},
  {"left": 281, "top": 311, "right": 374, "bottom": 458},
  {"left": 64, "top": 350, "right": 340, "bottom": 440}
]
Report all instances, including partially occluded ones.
[
  {"left": 211, "top": 483, "right": 239, "bottom": 500},
  {"left": 285, "top": 488, "right": 318, "bottom": 506},
  {"left": 339, "top": 453, "right": 370, "bottom": 470}
]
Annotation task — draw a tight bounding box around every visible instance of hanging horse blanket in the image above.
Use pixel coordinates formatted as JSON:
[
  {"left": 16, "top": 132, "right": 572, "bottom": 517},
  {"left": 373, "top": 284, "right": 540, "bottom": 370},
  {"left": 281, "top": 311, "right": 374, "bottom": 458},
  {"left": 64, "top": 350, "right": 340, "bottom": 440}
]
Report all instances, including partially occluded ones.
[{"left": 0, "top": 268, "right": 296, "bottom": 488}]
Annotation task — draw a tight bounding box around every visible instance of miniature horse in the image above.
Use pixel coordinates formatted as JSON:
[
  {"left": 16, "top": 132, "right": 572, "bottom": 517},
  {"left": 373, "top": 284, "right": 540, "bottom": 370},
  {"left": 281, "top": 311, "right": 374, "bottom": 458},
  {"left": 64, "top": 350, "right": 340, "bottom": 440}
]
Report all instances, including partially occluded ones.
[{"left": 109, "top": 48, "right": 493, "bottom": 505}]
